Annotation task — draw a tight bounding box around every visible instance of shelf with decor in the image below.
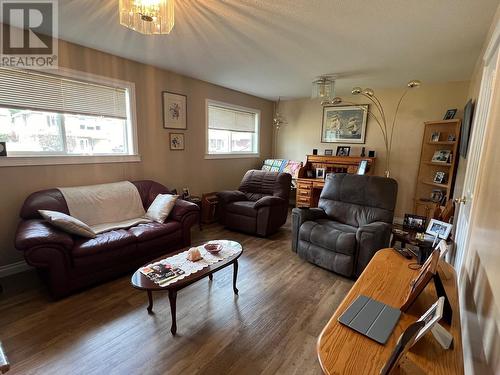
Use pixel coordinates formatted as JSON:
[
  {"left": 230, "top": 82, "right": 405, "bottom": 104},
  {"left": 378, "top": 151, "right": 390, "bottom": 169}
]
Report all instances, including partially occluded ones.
[{"left": 414, "top": 119, "right": 461, "bottom": 219}]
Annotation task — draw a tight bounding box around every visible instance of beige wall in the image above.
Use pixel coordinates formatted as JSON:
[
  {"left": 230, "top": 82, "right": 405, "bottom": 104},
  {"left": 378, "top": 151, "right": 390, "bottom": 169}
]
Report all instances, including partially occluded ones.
[
  {"left": 459, "top": 5, "right": 500, "bottom": 374},
  {"left": 0, "top": 39, "right": 274, "bottom": 267},
  {"left": 276, "top": 82, "right": 469, "bottom": 218}
]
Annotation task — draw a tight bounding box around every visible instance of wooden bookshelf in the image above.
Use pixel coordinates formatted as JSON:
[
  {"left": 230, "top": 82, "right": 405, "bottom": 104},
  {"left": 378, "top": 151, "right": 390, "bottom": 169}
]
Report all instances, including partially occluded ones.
[{"left": 414, "top": 119, "right": 461, "bottom": 218}]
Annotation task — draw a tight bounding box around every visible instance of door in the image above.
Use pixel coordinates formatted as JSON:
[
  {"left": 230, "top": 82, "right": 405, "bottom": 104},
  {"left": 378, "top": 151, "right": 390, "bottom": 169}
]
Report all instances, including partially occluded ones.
[{"left": 453, "top": 26, "right": 500, "bottom": 280}]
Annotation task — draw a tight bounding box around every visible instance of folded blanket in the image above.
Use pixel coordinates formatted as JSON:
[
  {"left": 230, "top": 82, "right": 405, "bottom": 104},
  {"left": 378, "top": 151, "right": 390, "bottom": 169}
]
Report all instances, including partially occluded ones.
[{"left": 58, "top": 181, "right": 150, "bottom": 232}]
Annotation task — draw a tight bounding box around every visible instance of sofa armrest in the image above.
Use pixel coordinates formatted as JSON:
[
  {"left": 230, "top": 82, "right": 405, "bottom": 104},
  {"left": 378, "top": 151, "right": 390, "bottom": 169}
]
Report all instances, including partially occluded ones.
[
  {"left": 216, "top": 190, "right": 247, "bottom": 205},
  {"left": 15, "top": 219, "right": 74, "bottom": 251},
  {"left": 291, "top": 208, "right": 327, "bottom": 252},
  {"left": 254, "top": 196, "right": 286, "bottom": 209},
  {"left": 355, "top": 221, "right": 393, "bottom": 276},
  {"left": 170, "top": 199, "right": 200, "bottom": 222}
]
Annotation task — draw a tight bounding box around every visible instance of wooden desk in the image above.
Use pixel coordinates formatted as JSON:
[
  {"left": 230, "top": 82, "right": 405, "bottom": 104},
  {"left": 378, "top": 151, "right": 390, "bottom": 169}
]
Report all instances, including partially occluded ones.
[{"left": 317, "top": 249, "right": 463, "bottom": 375}]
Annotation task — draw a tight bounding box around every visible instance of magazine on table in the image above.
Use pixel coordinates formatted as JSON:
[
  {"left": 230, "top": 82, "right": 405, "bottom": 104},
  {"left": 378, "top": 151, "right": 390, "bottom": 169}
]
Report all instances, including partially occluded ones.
[{"left": 140, "top": 262, "right": 185, "bottom": 285}]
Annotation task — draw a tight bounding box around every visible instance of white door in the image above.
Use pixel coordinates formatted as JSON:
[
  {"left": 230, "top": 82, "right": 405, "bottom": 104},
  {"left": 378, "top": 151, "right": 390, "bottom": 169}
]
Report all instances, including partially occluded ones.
[{"left": 454, "top": 25, "right": 500, "bottom": 280}]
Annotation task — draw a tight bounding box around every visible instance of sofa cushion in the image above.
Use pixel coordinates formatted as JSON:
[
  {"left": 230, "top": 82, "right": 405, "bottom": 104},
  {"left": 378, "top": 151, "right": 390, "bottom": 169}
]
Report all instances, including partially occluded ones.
[
  {"left": 39, "top": 209, "right": 96, "bottom": 238},
  {"left": 72, "top": 229, "right": 136, "bottom": 258},
  {"left": 145, "top": 194, "right": 178, "bottom": 223},
  {"left": 225, "top": 201, "right": 257, "bottom": 217},
  {"left": 299, "top": 219, "right": 357, "bottom": 256},
  {"left": 128, "top": 221, "right": 182, "bottom": 242}
]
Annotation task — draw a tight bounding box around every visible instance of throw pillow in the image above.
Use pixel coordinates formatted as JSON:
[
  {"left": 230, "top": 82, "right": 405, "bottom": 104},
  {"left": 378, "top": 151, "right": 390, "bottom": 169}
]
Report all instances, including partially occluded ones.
[
  {"left": 39, "top": 210, "right": 97, "bottom": 238},
  {"left": 145, "top": 194, "right": 179, "bottom": 223}
]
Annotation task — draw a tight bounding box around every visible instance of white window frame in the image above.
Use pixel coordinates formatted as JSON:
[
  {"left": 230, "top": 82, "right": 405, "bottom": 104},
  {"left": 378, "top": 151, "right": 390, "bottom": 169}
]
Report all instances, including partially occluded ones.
[
  {"left": 0, "top": 67, "right": 140, "bottom": 167},
  {"left": 205, "top": 99, "right": 260, "bottom": 159}
]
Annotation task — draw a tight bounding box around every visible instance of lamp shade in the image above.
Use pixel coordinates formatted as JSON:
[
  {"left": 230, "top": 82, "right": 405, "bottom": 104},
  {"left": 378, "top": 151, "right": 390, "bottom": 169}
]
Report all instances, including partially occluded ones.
[
  {"left": 119, "top": 0, "right": 175, "bottom": 35},
  {"left": 312, "top": 76, "right": 336, "bottom": 100}
]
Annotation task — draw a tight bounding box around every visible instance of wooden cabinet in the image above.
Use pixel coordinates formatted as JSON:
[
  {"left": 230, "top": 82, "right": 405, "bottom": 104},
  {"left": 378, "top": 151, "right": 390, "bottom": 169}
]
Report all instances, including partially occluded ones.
[
  {"left": 296, "top": 155, "right": 376, "bottom": 208},
  {"left": 414, "top": 119, "right": 461, "bottom": 218}
]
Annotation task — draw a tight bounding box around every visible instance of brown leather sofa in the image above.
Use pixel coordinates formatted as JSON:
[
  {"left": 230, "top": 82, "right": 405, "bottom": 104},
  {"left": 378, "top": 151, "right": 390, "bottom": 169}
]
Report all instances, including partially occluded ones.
[
  {"left": 15, "top": 180, "right": 199, "bottom": 298},
  {"left": 217, "top": 170, "right": 292, "bottom": 236}
]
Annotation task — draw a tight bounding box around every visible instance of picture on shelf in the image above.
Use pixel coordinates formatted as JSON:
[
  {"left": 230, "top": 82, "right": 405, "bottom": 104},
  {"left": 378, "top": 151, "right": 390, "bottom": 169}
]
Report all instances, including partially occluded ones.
[
  {"left": 315, "top": 167, "right": 326, "bottom": 179},
  {"left": 182, "top": 187, "right": 190, "bottom": 199},
  {"left": 431, "top": 150, "right": 451, "bottom": 163},
  {"left": 443, "top": 109, "right": 457, "bottom": 120},
  {"left": 324, "top": 149, "right": 333, "bottom": 156},
  {"left": 426, "top": 219, "right": 453, "bottom": 240},
  {"left": 321, "top": 105, "right": 368, "bottom": 143},
  {"left": 411, "top": 297, "right": 445, "bottom": 346},
  {"left": 357, "top": 160, "right": 368, "bottom": 175},
  {"left": 447, "top": 134, "right": 456, "bottom": 141},
  {"left": 336, "top": 146, "right": 351, "bottom": 156},
  {"left": 433, "top": 171, "right": 448, "bottom": 184},
  {"left": 430, "top": 189, "right": 446, "bottom": 204},
  {"left": 403, "top": 214, "right": 427, "bottom": 232},
  {"left": 430, "top": 132, "right": 441, "bottom": 142}
]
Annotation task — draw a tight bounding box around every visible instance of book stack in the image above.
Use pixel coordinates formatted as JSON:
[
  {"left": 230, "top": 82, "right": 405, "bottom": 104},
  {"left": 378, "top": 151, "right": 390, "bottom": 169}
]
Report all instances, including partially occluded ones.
[{"left": 140, "top": 263, "right": 185, "bottom": 286}]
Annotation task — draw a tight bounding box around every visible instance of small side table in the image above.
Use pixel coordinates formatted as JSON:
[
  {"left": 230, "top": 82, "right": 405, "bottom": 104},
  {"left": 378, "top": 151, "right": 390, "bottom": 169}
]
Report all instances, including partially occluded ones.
[
  {"left": 391, "top": 225, "right": 434, "bottom": 264},
  {"left": 184, "top": 196, "right": 202, "bottom": 230}
]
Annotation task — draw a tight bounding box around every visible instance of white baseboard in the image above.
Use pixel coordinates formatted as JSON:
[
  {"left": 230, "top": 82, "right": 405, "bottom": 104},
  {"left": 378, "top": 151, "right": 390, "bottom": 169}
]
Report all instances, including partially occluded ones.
[{"left": 0, "top": 260, "right": 31, "bottom": 277}]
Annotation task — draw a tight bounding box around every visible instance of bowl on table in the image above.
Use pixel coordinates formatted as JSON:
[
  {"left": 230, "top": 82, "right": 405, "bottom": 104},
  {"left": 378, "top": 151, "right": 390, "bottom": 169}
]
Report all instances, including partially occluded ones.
[{"left": 204, "top": 243, "right": 223, "bottom": 254}]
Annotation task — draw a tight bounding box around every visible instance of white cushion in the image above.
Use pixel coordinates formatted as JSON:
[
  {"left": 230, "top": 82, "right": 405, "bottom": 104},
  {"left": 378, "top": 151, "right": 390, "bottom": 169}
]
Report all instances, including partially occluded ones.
[
  {"left": 39, "top": 210, "right": 96, "bottom": 238},
  {"left": 145, "top": 194, "right": 178, "bottom": 223}
]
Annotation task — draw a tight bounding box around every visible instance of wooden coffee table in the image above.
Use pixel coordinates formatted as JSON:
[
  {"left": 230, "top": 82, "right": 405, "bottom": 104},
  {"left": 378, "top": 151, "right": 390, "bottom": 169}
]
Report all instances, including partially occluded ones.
[{"left": 131, "top": 240, "right": 242, "bottom": 335}]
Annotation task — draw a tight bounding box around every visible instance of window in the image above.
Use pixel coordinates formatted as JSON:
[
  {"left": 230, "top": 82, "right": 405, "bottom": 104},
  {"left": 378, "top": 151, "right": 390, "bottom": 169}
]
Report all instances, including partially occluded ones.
[
  {"left": 206, "top": 100, "right": 260, "bottom": 158},
  {"left": 0, "top": 68, "right": 138, "bottom": 165}
]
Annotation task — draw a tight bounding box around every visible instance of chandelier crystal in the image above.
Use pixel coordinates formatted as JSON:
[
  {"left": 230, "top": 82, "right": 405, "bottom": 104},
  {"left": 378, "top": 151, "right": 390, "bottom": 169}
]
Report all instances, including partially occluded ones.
[{"left": 119, "top": 0, "right": 175, "bottom": 35}]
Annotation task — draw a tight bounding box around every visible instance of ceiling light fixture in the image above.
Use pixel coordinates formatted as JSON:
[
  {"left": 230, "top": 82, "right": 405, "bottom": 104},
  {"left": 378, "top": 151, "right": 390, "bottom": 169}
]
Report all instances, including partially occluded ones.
[
  {"left": 312, "top": 75, "right": 336, "bottom": 105},
  {"left": 119, "top": 0, "right": 175, "bottom": 35}
]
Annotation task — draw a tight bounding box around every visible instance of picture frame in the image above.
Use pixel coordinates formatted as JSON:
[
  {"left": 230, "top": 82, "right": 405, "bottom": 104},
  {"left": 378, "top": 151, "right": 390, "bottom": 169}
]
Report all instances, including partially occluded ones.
[
  {"left": 401, "top": 249, "right": 440, "bottom": 311},
  {"left": 336, "top": 146, "right": 351, "bottom": 156},
  {"left": 411, "top": 297, "right": 445, "bottom": 345},
  {"left": 433, "top": 171, "right": 447, "bottom": 184},
  {"left": 315, "top": 167, "right": 326, "bottom": 179},
  {"left": 182, "top": 187, "right": 190, "bottom": 199},
  {"left": 162, "top": 91, "right": 187, "bottom": 130},
  {"left": 357, "top": 160, "right": 368, "bottom": 175},
  {"left": 447, "top": 134, "right": 456, "bottom": 142},
  {"left": 321, "top": 105, "right": 368, "bottom": 143},
  {"left": 431, "top": 150, "right": 451, "bottom": 163},
  {"left": 430, "top": 189, "right": 445, "bottom": 204},
  {"left": 430, "top": 132, "right": 440, "bottom": 142},
  {"left": 426, "top": 219, "right": 453, "bottom": 240},
  {"left": 443, "top": 109, "right": 457, "bottom": 120},
  {"left": 324, "top": 149, "right": 333, "bottom": 156},
  {"left": 403, "top": 214, "right": 427, "bottom": 232},
  {"left": 169, "top": 133, "right": 185, "bottom": 150}
]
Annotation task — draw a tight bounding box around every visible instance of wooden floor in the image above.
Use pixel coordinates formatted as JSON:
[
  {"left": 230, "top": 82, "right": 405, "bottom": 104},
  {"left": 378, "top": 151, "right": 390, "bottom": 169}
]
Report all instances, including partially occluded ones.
[{"left": 0, "top": 217, "right": 353, "bottom": 375}]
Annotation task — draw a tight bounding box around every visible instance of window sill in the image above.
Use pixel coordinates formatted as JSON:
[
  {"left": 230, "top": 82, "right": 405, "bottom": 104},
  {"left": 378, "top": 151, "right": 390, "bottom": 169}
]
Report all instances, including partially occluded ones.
[
  {"left": 204, "top": 153, "right": 260, "bottom": 160},
  {"left": 0, "top": 154, "right": 141, "bottom": 167}
]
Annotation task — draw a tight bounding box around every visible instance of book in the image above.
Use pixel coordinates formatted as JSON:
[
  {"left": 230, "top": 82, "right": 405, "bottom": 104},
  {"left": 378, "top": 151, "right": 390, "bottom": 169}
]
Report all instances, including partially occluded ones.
[{"left": 140, "top": 263, "right": 185, "bottom": 285}]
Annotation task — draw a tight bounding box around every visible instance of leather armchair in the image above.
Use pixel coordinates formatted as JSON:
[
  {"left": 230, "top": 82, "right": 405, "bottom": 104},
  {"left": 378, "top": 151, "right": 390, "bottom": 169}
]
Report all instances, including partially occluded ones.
[
  {"left": 217, "top": 170, "right": 292, "bottom": 236},
  {"left": 292, "top": 174, "right": 397, "bottom": 277}
]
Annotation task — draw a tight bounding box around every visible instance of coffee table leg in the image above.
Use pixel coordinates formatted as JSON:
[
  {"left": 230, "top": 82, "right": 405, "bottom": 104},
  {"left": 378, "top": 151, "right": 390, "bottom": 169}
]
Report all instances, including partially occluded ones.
[
  {"left": 147, "top": 290, "right": 153, "bottom": 314},
  {"left": 233, "top": 260, "right": 239, "bottom": 295},
  {"left": 169, "top": 289, "right": 177, "bottom": 335},
  {"left": 209, "top": 273, "right": 213, "bottom": 281}
]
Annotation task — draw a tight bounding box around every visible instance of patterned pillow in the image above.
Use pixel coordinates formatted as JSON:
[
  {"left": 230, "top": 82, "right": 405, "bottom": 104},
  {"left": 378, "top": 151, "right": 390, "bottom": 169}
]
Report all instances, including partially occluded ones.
[{"left": 283, "top": 161, "right": 302, "bottom": 178}]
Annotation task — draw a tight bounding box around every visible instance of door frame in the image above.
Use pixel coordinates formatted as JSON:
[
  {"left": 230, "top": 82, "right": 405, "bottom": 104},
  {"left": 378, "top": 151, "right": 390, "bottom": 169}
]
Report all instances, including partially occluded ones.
[{"left": 454, "top": 22, "right": 500, "bottom": 282}]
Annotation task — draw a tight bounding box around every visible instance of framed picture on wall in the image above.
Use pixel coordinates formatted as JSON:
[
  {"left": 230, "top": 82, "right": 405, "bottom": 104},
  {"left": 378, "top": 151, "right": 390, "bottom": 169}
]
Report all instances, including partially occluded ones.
[
  {"left": 321, "top": 105, "right": 368, "bottom": 143},
  {"left": 162, "top": 91, "right": 187, "bottom": 129},
  {"left": 169, "top": 133, "right": 185, "bottom": 150}
]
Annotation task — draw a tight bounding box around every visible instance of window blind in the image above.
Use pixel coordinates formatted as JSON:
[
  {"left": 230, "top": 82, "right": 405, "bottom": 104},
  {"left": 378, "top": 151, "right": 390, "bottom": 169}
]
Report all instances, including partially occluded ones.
[
  {"left": 0, "top": 68, "right": 127, "bottom": 119},
  {"left": 208, "top": 104, "right": 256, "bottom": 132}
]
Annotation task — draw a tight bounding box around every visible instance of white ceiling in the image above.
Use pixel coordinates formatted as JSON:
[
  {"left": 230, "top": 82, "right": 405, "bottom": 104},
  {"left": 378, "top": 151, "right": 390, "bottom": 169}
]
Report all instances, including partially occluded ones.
[{"left": 56, "top": 0, "right": 499, "bottom": 99}]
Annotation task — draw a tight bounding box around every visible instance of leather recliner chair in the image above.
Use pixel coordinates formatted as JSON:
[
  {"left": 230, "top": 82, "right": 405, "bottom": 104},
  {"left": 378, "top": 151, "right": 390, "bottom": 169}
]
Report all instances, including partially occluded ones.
[
  {"left": 217, "top": 170, "right": 292, "bottom": 237},
  {"left": 292, "top": 173, "right": 397, "bottom": 277}
]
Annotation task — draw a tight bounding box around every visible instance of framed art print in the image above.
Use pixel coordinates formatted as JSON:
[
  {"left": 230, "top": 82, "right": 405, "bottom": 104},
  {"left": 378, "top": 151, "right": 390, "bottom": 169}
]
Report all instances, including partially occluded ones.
[
  {"left": 169, "top": 133, "right": 185, "bottom": 150},
  {"left": 321, "top": 105, "right": 368, "bottom": 143},
  {"left": 162, "top": 91, "right": 187, "bottom": 130}
]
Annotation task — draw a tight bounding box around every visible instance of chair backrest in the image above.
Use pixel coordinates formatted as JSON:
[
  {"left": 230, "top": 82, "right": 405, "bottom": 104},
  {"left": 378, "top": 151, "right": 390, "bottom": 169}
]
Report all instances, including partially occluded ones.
[
  {"left": 319, "top": 174, "right": 398, "bottom": 227},
  {"left": 238, "top": 170, "right": 292, "bottom": 202}
]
